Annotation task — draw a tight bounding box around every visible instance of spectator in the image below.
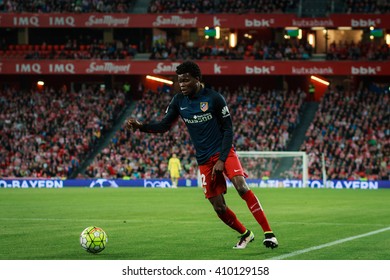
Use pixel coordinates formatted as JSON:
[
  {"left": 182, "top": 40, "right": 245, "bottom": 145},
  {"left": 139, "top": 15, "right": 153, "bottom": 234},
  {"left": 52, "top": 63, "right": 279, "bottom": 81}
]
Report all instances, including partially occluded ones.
[
  {"left": 0, "top": 85, "right": 126, "bottom": 178},
  {"left": 301, "top": 86, "right": 389, "bottom": 180},
  {"left": 85, "top": 85, "right": 306, "bottom": 179}
]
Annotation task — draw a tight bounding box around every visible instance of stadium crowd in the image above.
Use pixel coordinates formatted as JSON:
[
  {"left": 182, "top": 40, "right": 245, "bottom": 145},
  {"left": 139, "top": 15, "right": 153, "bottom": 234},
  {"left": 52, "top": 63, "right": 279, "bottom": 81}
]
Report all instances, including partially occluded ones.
[
  {"left": 1, "top": 0, "right": 388, "bottom": 14},
  {"left": 0, "top": 0, "right": 136, "bottom": 13},
  {"left": 301, "top": 87, "right": 389, "bottom": 181},
  {"left": 149, "top": 39, "right": 314, "bottom": 61},
  {"left": 0, "top": 86, "right": 126, "bottom": 178},
  {"left": 1, "top": 39, "right": 138, "bottom": 60},
  {"left": 0, "top": 0, "right": 298, "bottom": 14},
  {"left": 149, "top": 38, "right": 390, "bottom": 62},
  {"left": 1, "top": 0, "right": 388, "bottom": 182},
  {"left": 147, "top": 0, "right": 298, "bottom": 14},
  {"left": 344, "top": 0, "right": 390, "bottom": 14},
  {"left": 326, "top": 40, "right": 389, "bottom": 61},
  {"left": 3, "top": 38, "right": 388, "bottom": 62},
  {"left": 1, "top": 81, "right": 388, "bottom": 181},
  {"left": 84, "top": 85, "right": 306, "bottom": 179}
]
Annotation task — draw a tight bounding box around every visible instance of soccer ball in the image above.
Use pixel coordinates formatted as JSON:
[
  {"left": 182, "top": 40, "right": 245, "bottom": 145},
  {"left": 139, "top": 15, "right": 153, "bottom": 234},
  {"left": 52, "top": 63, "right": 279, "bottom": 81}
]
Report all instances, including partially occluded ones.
[{"left": 80, "top": 226, "right": 108, "bottom": 254}]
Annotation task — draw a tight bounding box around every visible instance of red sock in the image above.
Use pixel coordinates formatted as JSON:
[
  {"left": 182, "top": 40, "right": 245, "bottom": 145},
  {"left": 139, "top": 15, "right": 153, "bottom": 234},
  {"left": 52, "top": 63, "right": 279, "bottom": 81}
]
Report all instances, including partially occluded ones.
[
  {"left": 217, "top": 207, "right": 246, "bottom": 234},
  {"left": 241, "top": 190, "right": 272, "bottom": 232}
]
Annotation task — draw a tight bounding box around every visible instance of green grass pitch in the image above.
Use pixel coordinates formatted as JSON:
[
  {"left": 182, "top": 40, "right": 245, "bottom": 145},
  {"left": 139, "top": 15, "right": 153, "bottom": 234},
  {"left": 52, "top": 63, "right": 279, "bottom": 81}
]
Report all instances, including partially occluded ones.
[{"left": 0, "top": 187, "right": 389, "bottom": 260}]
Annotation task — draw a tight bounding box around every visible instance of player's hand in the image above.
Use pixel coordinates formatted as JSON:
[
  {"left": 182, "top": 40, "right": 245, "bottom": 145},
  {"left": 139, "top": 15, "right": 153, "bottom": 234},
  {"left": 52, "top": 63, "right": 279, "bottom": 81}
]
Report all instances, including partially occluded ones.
[
  {"left": 126, "top": 118, "right": 143, "bottom": 131},
  {"left": 211, "top": 160, "right": 225, "bottom": 180}
]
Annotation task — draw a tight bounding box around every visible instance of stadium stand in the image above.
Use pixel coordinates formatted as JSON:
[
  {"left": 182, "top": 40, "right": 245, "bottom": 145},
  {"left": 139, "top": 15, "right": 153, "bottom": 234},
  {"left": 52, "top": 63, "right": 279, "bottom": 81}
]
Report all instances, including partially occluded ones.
[
  {"left": 84, "top": 85, "right": 306, "bottom": 179},
  {"left": 344, "top": 0, "right": 389, "bottom": 14},
  {"left": 149, "top": 39, "right": 315, "bottom": 61},
  {"left": 0, "top": 0, "right": 137, "bottom": 13},
  {"left": 1, "top": 39, "right": 389, "bottom": 61},
  {"left": 1, "top": 0, "right": 389, "bottom": 14},
  {"left": 0, "top": 41, "right": 138, "bottom": 60},
  {"left": 326, "top": 40, "right": 389, "bottom": 61},
  {"left": 84, "top": 88, "right": 197, "bottom": 179},
  {"left": 301, "top": 86, "right": 389, "bottom": 180},
  {"left": 147, "top": 0, "right": 299, "bottom": 14},
  {"left": 0, "top": 86, "right": 126, "bottom": 178}
]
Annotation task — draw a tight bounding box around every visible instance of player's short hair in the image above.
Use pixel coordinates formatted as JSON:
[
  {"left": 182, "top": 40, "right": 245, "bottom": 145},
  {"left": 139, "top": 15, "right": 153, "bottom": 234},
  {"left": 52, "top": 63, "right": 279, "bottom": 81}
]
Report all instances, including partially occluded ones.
[{"left": 176, "top": 61, "right": 202, "bottom": 81}]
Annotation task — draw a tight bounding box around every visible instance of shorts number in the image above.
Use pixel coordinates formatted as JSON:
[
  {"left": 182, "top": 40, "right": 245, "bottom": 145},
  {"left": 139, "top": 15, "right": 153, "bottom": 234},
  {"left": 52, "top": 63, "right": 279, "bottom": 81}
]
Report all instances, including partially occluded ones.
[{"left": 201, "top": 173, "right": 207, "bottom": 186}]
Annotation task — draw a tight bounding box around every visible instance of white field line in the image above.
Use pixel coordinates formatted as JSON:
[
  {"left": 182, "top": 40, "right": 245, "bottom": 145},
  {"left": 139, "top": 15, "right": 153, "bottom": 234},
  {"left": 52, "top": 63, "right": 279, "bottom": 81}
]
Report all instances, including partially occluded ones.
[
  {"left": 268, "top": 226, "right": 390, "bottom": 260},
  {"left": 0, "top": 217, "right": 389, "bottom": 227}
]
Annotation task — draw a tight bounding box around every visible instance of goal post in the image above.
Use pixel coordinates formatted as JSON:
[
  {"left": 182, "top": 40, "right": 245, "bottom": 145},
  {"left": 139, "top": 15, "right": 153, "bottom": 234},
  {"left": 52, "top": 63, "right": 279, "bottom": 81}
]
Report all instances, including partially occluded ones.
[
  {"left": 236, "top": 151, "right": 309, "bottom": 188},
  {"left": 196, "top": 151, "right": 309, "bottom": 188}
]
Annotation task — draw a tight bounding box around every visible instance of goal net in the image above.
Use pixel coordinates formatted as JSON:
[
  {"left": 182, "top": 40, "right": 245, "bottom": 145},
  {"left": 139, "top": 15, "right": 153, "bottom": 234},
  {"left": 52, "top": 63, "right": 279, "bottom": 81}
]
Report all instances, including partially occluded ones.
[{"left": 235, "top": 151, "right": 309, "bottom": 188}]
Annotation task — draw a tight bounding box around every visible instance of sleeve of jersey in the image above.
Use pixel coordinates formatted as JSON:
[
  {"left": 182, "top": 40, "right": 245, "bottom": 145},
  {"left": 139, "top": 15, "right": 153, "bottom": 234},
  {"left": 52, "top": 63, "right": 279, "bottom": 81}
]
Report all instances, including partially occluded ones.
[
  {"left": 215, "top": 93, "right": 234, "bottom": 162},
  {"left": 140, "top": 96, "right": 180, "bottom": 133}
]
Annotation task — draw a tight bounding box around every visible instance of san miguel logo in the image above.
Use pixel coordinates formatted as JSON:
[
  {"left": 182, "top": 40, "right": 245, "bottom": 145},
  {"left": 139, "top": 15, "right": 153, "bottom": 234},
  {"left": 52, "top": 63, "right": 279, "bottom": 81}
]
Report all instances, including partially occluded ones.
[
  {"left": 153, "top": 62, "right": 181, "bottom": 74},
  {"left": 200, "top": 102, "right": 208, "bottom": 112},
  {"left": 152, "top": 15, "right": 198, "bottom": 27},
  {"left": 86, "top": 62, "right": 131, "bottom": 73},
  {"left": 85, "top": 15, "right": 130, "bottom": 26}
]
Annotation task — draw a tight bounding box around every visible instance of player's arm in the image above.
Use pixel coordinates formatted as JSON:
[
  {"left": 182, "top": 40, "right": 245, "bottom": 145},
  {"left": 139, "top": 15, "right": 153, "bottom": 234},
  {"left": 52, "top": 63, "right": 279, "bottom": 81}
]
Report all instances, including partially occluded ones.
[
  {"left": 126, "top": 96, "right": 180, "bottom": 133},
  {"left": 211, "top": 93, "right": 234, "bottom": 178},
  {"left": 215, "top": 93, "right": 234, "bottom": 162}
]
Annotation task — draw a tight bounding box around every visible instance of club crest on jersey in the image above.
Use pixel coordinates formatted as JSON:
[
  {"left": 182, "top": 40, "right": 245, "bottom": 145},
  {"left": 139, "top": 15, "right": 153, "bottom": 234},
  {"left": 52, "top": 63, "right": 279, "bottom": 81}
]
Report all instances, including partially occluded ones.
[{"left": 200, "top": 102, "right": 208, "bottom": 112}]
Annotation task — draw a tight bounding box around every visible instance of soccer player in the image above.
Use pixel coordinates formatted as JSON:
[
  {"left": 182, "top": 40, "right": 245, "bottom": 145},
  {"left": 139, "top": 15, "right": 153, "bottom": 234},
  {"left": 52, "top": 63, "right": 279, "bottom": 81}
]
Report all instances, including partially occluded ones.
[
  {"left": 168, "top": 153, "right": 182, "bottom": 188},
  {"left": 126, "top": 61, "right": 278, "bottom": 250}
]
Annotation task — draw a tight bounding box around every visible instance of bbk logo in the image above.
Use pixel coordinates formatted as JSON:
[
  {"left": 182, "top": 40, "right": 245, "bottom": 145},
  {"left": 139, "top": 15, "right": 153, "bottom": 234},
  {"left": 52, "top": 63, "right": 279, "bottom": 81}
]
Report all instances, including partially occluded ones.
[
  {"left": 245, "top": 18, "right": 273, "bottom": 27},
  {"left": 245, "top": 66, "right": 274, "bottom": 74},
  {"left": 351, "top": 18, "right": 378, "bottom": 27},
  {"left": 351, "top": 66, "right": 380, "bottom": 75}
]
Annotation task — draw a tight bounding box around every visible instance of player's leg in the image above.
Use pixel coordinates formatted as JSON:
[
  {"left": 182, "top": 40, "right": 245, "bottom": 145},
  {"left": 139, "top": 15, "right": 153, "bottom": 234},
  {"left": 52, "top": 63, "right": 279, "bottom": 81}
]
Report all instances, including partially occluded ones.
[
  {"left": 224, "top": 148, "right": 278, "bottom": 249},
  {"left": 170, "top": 171, "right": 178, "bottom": 188},
  {"left": 208, "top": 194, "right": 254, "bottom": 249},
  {"left": 208, "top": 194, "right": 246, "bottom": 233},
  {"left": 172, "top": 176, "right": 178, "bottom": 188},
  {"left": 174, "top": 177, "right": 178, "bottom": 188},
  {"left": 199, "top": 155, "right": 254, "bottom": 249},
  {"left": 230, "top": 176, "right": 278, "bottom": 249}
]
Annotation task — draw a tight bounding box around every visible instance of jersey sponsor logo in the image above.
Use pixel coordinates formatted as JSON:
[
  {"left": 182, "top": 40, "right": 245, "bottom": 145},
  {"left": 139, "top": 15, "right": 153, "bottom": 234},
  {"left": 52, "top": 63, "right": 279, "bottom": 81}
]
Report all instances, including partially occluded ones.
[
  {"left": 200, "top": 102, "right": 208, "bottom": 112},
  {"left": 180, "top": 106, "right": 188, "bottom": 110},
  {"left": 221, "top": 106, "right": 230, "bottom": 117},
  {"left": 234, "top": 169, "right": 241, "bottom": 172},
  {"left": 183, "top": 113, "right": 212, "bottom": 124}
]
